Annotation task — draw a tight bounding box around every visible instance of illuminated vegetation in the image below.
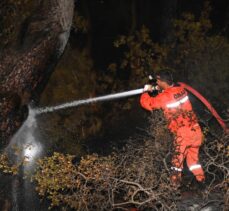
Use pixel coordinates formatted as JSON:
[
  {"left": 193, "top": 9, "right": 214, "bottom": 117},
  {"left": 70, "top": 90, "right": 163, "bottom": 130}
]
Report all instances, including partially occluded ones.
[
  {"left": 0, "top": 112, "right": 228, "bottom": 210},
  {"left": 111, "top": 2, "right": 229, "bottom": 106},
  {"left": 0, "top": 1, "right": 228, "bottom": 210},
  {"left": 32, "top": 112, "right": 229, "bottom": 210},
  {"left": 34, "top": 3, "right": 229, "bottom": 209}
]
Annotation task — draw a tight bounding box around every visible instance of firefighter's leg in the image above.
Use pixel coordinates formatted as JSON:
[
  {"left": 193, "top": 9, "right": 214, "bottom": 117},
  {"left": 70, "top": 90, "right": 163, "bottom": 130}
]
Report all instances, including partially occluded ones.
[
  {"left": 171, "top": 140, "right": 187, "bottom": 185},
  {"left": 186, "top": 146, "right": 205, "bottom": 182}
]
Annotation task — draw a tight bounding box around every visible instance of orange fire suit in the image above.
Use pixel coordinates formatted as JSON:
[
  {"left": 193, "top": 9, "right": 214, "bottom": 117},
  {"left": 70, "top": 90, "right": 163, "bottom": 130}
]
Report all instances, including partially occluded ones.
[{"left": 140, "top": 85, "right": 205, "bottom": 182}]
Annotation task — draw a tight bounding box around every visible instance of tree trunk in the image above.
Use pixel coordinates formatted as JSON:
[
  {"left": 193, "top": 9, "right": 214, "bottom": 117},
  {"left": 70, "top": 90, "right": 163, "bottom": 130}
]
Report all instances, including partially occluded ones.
[{"left": 0, "top": 0, "right": 74, "bottom": 148}]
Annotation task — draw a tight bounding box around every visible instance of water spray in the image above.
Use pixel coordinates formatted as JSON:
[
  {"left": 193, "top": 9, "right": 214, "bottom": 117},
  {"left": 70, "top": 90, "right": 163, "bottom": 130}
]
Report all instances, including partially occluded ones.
[
  {"left": 35, "top": 88, "right": 144, "bottom": 115},
  {"left": 33, "top": 82, "right": 227, "bottom": 131}
]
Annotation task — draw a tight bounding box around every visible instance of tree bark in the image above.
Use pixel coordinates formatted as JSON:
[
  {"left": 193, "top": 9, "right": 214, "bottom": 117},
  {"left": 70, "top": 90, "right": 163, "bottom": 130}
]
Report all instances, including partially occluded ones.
[{"left": 0, "top": 0, "right": 74, "bottom": 148}]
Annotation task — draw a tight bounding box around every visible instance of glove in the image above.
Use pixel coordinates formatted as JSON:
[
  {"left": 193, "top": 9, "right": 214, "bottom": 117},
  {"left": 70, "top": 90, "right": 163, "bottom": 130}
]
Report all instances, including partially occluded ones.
[
  {"left": 143, "top": 84, "right": 153, "bottom": 92},
  {"left": 143, "top": 85, "right": 160, "bottom": 92},
  {"left": 153, "top": 85, "right": 160, "bottom": 91}
]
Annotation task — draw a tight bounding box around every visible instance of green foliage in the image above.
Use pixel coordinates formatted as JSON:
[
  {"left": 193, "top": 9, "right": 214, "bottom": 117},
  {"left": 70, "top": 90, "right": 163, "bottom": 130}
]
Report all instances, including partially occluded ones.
[
  {"left": 111, "top": 1, "right": 229, "bottom": 107},
  {"left": 0, "top": 153, "right": 20, "bottom": 175},
  {"left": 33, "top": 152, "right": 116, "bottom": 209},
  {"left": 170, "top": 2, "right": 212, "bottom": 65},
  {"left": 33, "top": 152, "right": 76, "bottom": 207},
  {"left": 113, "top": 25, "right": 168, "bottom": 87},
  {"left": 168, "top": 2, "right": 229, "bottom": 106}
]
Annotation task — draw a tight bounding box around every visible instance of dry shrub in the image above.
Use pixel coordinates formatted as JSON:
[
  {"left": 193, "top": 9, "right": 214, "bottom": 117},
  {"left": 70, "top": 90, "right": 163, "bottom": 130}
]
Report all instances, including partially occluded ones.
[
  {"left": 201, "top": 129, "right": 229, "bottom": 208},
  {"left": 33, "top": 110, "right": 228, "bottom": 210},
  {"left": 33, "top": 111, "right": 179, "bottom": 210},
  {"left": 0, "top": 110, "right": 227, "bottom": 210}
]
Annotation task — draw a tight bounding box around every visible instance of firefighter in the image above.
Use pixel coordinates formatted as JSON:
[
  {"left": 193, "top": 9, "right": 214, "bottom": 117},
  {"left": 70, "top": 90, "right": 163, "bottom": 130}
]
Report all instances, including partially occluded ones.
[{"left": 140, "top": 69, "right": 205, "bottom": 185}]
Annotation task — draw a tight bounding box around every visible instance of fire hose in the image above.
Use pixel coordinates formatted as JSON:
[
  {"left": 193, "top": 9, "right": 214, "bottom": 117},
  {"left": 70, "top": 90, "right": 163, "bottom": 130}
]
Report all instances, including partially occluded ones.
[
  {"left": 35, "top": 81, "right": 228, "bottom": 132},
  {"left": 178, "top": 82, "right": 228, "bottom": 131}
]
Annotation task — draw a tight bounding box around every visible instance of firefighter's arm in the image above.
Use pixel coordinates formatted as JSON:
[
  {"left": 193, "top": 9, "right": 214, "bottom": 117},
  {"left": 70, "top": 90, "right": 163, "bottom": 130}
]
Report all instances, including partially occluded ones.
[{"left": 140, "top": 93, "right": 162, "bottom": 111}]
